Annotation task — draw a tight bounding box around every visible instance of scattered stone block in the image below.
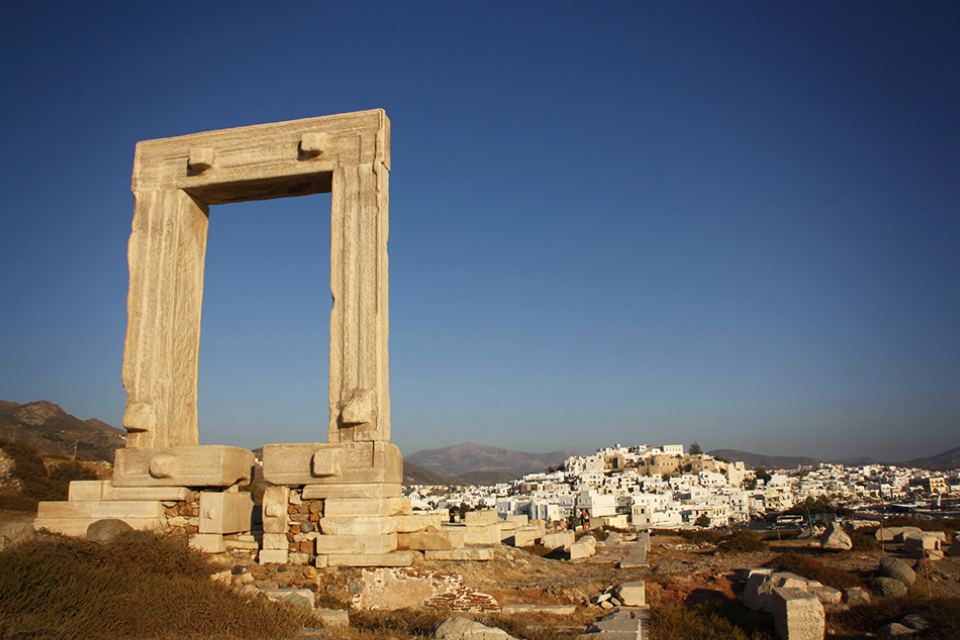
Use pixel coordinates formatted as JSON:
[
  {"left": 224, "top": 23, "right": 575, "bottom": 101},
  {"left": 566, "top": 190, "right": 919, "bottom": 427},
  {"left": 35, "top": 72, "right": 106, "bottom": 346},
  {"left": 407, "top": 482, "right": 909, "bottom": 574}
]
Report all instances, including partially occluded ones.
[
  {"left": 877, "top": 622, "right": 913, "bottom": 637},
  {"left": 904, "top": 532, "right": 944, "bottom": 560},
  {"left": 879, "top": 557, "right": 916, "bottom": 585},
  {"left": 433, "top": 617, "right": 517, "bottom": 640},
  {"left": 872, "top": 577, "right": 908, "bottom": 597},
  {"left": 261, "top": 588, "right": 315, "bottom": 611},
  {"left": 312, "top": 609, "right": 350, "bottom": 627},
  {"left": 86, "top": 519, "right": 134, "bottom": 544},
  {"left": 819, "top": 522, "right": 852, "bottom": 551},
  {"left": 614, "top": 580, "right": 646, "bottom": 607},
  {"left": 0, "top": 522, "right": 36, "bottom": 550},
  {"left": 843, "top": 587, "right": 870, "bottom": 606},
  {"left": 570, "top": 535, "right": 597, "bottom": 560},
  {"left": 808, "top": 585, "right": 842, "bottom": 605},
  {"left": 772, "top": 587, "right": 824, "bottom": 640},
  {"left": 541, "top": 530, "right": 575, "bottom": 552},
  {"left": 875, "top": 526, "right": 921, "bottom": 542}
]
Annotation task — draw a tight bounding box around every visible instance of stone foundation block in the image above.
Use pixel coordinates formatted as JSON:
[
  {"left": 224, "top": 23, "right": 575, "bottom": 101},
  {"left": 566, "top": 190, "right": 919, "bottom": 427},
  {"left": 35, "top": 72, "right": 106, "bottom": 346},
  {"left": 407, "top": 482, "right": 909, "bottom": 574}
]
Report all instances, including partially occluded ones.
[
  {"left": 320, "top": 516, "right": 398, "bottom": 536},
  {"left": 461, "top": 523, "right": 502, "bottom": 545},
  {"left": 772, "top": 587, "right": 825, "bottom": 640},
  {"left": 262, "top": 533, "right": 289, "bottom": 550},
  {"left": 113, "top": 445, "right": 255, "bottom": 487},
  {"left": 396, "top": 513, "right": 444, "bottom": 533},
  {"left": 189, "top": 533, "right": 226, "bottom": 553},
  {"left": 398, "top": 529, "right": 465, "bottom": 551},
  {"left": 262, "top": 486, "right": 290, "bottom": 533},
  {"left": 259, "top": 548, "right": 289, "bottom": 564},
  {"left": 199, "top": 491, "right": 254, "bottom": 534},
  {"left": 315, "top": 532, "right": 398, "bottom": 555}
]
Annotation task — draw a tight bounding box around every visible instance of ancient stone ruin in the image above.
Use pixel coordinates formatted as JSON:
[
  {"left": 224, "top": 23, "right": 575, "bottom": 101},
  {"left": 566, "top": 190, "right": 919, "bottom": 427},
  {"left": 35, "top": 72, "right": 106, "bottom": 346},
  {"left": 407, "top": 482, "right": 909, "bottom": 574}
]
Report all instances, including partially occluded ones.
[{"left": 33, "top": 110, "right": 467, "bottom": 567}]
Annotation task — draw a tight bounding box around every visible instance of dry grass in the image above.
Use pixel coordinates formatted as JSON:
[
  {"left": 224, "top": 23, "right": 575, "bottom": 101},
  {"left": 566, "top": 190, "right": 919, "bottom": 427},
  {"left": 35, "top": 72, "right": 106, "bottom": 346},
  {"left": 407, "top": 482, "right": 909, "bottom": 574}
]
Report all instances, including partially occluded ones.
[
  {"left": 648, "top": 600, "right": 773, "bottom": 640},
  {"left": 828, "top": 596, "right": 960, "bottom": 640},
  {"left": 0, "top": 529, "right": 311, "bottom": 640},
  {"left": 764, "top": 553, "right": 863, "bottom": 590},
  {"left": 349, "top": 609, "right": 593, "bottom": 640}
]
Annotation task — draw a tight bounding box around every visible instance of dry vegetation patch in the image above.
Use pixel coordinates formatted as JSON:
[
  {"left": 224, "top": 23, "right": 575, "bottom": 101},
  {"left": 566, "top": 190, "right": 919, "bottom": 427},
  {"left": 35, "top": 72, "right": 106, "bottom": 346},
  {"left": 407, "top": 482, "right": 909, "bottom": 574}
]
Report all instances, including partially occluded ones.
[
  {"left": 0, "top": 530, "right": 311, "bottom": 640},
  {"left": 765, "top": 552, "right": 864, "bottom": 590}
]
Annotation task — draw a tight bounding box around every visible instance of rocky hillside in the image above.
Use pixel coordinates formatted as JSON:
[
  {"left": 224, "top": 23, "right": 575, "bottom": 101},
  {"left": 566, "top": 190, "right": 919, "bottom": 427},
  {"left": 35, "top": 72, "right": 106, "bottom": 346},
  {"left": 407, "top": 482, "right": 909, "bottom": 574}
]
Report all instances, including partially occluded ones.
[
  {"left": 0, "top": 401, "right": 125, "bottom": 463},
  {"left": 405, "top": 442, "right": 578, "bottom": 478}
]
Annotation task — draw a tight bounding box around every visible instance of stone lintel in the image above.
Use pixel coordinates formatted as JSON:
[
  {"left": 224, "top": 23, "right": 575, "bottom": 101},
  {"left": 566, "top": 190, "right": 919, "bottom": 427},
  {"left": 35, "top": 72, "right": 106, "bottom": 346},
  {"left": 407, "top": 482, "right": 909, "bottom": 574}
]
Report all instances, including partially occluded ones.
[
  {"left": 112, "top": 446, "right": 255, "bottom": 487},
  {"left": 261, "top": 441, "right": 401, "bottom": 486}
]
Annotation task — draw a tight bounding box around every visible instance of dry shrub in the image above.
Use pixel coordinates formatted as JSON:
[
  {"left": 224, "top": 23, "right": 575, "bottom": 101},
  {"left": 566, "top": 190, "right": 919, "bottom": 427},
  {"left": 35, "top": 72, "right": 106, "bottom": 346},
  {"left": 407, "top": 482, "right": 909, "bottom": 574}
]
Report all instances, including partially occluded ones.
[
  {"left": 881, "top": 516, "right": 960, "bottom": 534},
  {"left": 847, "top": 526, "right": 879, "bottom": 552},
  {"left": 829, "top": 595, "right": 960, "bottom": 640},
  {"left": 649, "top": 600, "right": 773, "bottom": 640},
  {"left": 765, "top": 553, "right": 862, "bottom": 590},
  {"left": 679, "top": 529, "right": 723, "bottom": 546},
  {"left": 350, "top": 609, "right": 594, "bottom": 640},
  {"left": 716, "top": 531, "right": 765, "bottom": 554},
  {"left": 0, "top": 530, "right": 311, "bottom": 639}
]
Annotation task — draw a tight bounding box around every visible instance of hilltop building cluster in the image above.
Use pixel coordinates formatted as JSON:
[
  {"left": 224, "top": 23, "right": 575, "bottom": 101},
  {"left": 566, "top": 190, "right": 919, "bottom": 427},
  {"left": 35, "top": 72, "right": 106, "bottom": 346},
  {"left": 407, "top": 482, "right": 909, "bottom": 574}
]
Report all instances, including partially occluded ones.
[{"left": 407, "top": 444, "right": 960, "bottom": 529}]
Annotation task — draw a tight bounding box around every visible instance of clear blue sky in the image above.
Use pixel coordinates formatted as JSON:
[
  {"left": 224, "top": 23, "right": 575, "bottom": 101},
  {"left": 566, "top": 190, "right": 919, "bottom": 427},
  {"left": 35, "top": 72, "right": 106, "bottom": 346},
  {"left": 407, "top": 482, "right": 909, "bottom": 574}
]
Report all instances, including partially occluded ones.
[{"left": 1, "top": 1, "right": 957, "bottom": 462}]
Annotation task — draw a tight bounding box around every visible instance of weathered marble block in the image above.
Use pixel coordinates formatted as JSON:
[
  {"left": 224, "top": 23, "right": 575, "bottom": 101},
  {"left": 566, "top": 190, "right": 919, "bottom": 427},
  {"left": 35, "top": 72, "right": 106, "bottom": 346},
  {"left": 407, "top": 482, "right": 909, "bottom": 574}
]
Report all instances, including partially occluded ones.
[{"left": 113, "top": 446, "right": 254, "bottom": 487}]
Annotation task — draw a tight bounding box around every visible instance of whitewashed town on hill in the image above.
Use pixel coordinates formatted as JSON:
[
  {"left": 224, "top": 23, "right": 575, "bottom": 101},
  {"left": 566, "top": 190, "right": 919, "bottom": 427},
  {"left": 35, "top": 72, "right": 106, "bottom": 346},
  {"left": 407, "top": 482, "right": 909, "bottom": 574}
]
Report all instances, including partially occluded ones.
[{"left": 405, "top": 444, "right": 960, "bottom": 529}]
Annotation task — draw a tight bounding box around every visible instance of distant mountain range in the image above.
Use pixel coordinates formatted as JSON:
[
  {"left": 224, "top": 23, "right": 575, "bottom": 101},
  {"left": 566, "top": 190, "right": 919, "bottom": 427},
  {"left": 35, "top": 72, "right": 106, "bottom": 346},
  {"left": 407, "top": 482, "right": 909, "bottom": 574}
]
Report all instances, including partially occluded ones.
[
  {"left": 0, "top": 400, "right": 125, "bottom": 462},
  {"left": 3, "top": 400, "right": 957, "bottom": 478},
  {"left": 708, "top": 447, "right": 960, "bottom": 473},
  {"left": 405, "top": 442, "right": 578, "bottom": 479}
]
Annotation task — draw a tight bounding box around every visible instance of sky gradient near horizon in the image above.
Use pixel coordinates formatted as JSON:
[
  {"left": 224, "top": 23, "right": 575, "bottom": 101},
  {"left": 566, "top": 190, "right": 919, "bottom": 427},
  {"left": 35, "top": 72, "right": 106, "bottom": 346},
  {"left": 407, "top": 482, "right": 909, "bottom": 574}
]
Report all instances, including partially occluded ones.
[{"left": 1, "top": 1, "right": 957, "bottom": 462}]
